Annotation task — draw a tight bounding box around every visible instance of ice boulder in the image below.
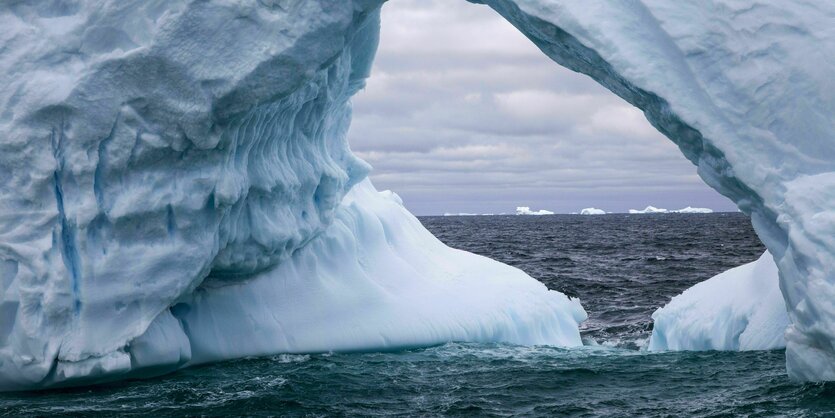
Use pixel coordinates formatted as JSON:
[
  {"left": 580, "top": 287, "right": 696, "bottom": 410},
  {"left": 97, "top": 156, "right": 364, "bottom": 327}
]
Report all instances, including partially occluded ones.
[{"left": 649, "top": 251, "right": 788, "bottom": 351}]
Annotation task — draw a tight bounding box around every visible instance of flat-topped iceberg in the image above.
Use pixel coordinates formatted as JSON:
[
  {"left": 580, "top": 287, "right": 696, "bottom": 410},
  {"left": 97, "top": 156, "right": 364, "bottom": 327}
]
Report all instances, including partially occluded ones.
[
  {"left": 516, "top": 206, "right": 555, "bottom": 216},
  {"left": 674, "top": 207, "right": 713, "bottom": 214},
  {"left": 629, "top": 206, "right": 669, "bottom": 214},
  {"left": 629, "top": 206, "right": 713, "bottom": 214}
]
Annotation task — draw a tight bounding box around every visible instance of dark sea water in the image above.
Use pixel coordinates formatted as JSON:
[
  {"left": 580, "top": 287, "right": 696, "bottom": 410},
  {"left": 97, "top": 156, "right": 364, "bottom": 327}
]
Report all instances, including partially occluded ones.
[{"left": 4, "top": 213, "right": 835, "bottom": 417}]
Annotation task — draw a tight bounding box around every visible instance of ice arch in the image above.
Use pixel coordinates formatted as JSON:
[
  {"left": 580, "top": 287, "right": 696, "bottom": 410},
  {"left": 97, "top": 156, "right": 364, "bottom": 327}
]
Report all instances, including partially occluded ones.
[
  {"left": 473, "top": 0, "right": 835, "bottom": 381},
  {"left": 0, "top": 0, "right": 833, "bottom": 388}
]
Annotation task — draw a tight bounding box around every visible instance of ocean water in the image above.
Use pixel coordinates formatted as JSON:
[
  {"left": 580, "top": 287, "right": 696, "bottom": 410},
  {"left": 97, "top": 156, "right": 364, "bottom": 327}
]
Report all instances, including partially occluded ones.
[{"left": 4, "top": 213, "right": 835, "bottom": 417}]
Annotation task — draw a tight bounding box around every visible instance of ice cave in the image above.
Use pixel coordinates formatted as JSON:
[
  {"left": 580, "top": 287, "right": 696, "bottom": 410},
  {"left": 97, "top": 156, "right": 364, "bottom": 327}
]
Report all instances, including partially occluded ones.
[{"left": 0, "top": 0, "right": 833, "bottom": 389}]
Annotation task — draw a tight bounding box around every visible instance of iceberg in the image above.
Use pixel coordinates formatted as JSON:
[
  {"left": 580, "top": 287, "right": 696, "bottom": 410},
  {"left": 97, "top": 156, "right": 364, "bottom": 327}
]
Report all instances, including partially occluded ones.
[
  {"left": 649, "top": 251, "right": 788, "bottom": 351},
  {"left": 476, "top": 0, "right": 835, "bottom": 380},
  {"left": 628, "top": 206, "right": 713, "bottom": 214},
  {"left": 0, "top": 0, "right": 587, "bottom": 390},
  {"left": 1, "top": 0, "right": 835, "bottom": 385},
  {"left": 580, "top": 208, "right": 606, "bottom": 215},
  {"left": 629, "top": 206, "right": 669, "bottom": 214},
  {"left": 516, "top": 206, "right": 555, "bottom": 216},
  {"left": 673, "top": 207, "right": 713, "bottom": 214}
]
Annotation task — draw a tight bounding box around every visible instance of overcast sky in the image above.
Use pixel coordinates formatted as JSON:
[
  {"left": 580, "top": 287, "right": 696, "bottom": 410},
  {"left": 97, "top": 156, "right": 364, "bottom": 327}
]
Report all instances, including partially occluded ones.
[{"left": 346, "top": 0, "right": 737, "bottom": 216}]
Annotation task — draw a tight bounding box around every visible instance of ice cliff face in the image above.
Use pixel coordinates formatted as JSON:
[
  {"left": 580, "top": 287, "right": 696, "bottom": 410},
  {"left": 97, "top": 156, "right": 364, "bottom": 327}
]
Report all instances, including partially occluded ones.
[
  {"left": 0, "top": 0, "right": 387, "bottom": 388},
  {"left": 1, "top": 0, "right": 834, "bottom": 388}
]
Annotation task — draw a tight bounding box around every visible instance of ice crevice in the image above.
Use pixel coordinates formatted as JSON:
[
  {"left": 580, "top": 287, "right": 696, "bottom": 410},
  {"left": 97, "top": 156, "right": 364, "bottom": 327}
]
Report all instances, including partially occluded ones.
[{"left": 0, "top": 0, "right": 834, "bottom": 388}]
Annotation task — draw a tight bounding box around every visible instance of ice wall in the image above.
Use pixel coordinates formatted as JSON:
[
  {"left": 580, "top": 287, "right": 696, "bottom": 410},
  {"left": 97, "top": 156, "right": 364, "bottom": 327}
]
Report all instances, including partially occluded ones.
[
  {"left": 474, "top": 0, "right": 835, "bottom": 381},
  {"left": 0, "top": 0, "right": 386, "bottom": 389}
]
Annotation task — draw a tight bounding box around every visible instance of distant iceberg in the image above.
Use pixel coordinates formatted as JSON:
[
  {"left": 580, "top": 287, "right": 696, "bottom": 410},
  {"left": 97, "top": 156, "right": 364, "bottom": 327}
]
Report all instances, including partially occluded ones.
[
  {"left": 649, "top": 251, "right": 788, "bottom": 351},
  {"left": 628, "top": 206, "right": 714, "bottom": 214},
  {"left": 516, "top": 207, "right": 555, "bottom": 216},
  {"left": 580, "top": 208, "right": 606, "bottom": 215},
  {"left": 443, "top": 213, "right": 479, "bottom": 217},
  {"left": 674, "top": 207, "right": 714, "bottom": 214},
  {"left": 629, "top": 206, "right": 669, "bottom": 214}
]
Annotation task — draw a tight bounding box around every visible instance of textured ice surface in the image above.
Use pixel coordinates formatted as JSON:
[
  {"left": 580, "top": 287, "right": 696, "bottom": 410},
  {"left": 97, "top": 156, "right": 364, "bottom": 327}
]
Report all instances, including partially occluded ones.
[
  {"left": 516, "top": 206, "right": 554, "bottom": 216},
  {"left": 2, "top": 0, "right": 835, "bottom": 387},
  {"left": 649, "top": 251, "right": 788, "bottom": 351},
  {"left": 0, "top": 0, "right": 388, "bottom": 389}
]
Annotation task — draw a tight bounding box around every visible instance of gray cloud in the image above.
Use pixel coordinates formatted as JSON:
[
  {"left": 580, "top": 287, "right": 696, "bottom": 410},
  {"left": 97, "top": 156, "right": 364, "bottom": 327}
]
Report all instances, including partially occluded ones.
[{"left": 347, "top": 0, "right": 738, "bottom": 215}]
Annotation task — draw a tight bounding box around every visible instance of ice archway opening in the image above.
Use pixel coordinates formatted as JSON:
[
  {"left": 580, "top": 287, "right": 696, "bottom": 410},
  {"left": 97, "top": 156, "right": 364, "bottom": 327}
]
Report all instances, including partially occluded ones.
[
  {"left": 352, "top": 0, "right": 729, "bottom": 216},
  {"left": 353, "top": 0, "right": 770, "bottom": 350}
]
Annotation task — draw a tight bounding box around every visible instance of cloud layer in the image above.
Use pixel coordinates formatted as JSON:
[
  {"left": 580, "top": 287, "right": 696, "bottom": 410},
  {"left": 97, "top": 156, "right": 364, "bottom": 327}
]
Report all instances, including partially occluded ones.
[{"left": 347, "top": 0, "right": 737, "bottom": 215}]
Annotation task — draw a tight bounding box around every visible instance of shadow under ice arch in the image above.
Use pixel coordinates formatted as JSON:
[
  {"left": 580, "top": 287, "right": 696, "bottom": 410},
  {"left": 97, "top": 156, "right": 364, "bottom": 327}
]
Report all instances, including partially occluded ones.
[{"left": 0, "top": 0, "right": 833, "bottom": 389}]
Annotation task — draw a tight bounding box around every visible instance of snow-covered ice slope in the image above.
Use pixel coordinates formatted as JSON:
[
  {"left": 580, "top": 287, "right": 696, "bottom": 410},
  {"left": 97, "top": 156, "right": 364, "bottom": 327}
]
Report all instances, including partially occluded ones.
[
  {"left": 178, "top": 180, "right": 585, "bottom": 364},
  {"left": 0, "top": 0, "right": 586, "bottom": 390},
  {"left": 476, "top": 0, "right": 835, "bottom": 381},
  {"left": 649, "top": 251, "right": 788, "bottom": 352}
]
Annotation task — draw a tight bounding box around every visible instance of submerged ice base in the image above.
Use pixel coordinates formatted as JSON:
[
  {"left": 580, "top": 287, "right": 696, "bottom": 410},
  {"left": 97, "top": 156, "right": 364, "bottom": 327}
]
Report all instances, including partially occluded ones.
[{"left": 649, "top": 251, "right": 788, "bottom": 352}]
